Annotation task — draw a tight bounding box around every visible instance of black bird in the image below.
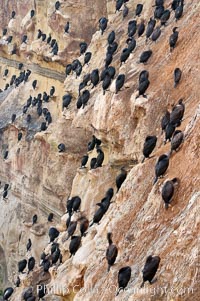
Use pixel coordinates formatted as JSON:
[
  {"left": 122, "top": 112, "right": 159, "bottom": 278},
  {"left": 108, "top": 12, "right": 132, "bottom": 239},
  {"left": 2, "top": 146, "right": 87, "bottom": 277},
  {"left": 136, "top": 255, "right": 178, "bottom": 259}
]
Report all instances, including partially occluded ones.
[
  {"left": 136, "top": 4, "right": 143, "bottom": 17},
  {"left": 127, "top": 37, "right": 136, "bottom": 52},
  {"left": 41, "top": 33, "right": 46, "bottom": 42},
  {"left": 38, "top": 284, "right": 46, "bottom": 300},
  {"left": 50, "top": 38, "right": 56, "bottom": 48},
  {"left": 84, "top": 52, "right": 92, "bottom": 65},
  {"left": 18, "top": 132, "right": 22, "bottom": 141},
  {"left": 140, "top": 50, "right": 152, "bottom": 63},
  {"left": 160, "top": 10, "right": 171, "bottom": 26},
  {"left": 154, "top": 0, "right": 164, "bottom": 5},
  {"left": 171, "top": 0, "right": 180, "bottom": 10},
  {"left": 23, "top": 288, "right": 33, "bottom": 301},
  {"left": 91, "top": 69, "right": 99, "bottom": 88},
  {"left": 154, "top": 5, "right": 164, "bottom": 20},
  {"left": 79, "top": 217, "right": 89, "bottom": 237},
  {"left": 146, "top": 18, "right": 156, "bottom": 40},
  {"left": 116, "top": 266, "right": 131, "bottom": 296},
  {"left": 18, "top": 63, "right": 23, "bottom": 70},
  {"left": 80, "top": 42, "right": 87, "bottom": 55},
  {"left": 66, "top": 221, "right": 77, "bottom": 240},
  {"left": 170, "top": 99, "right": 185, "bottom": 126},
  {"left": 105, "top": 188, "right": 114, "bottom": 201},
  {"left": 69, "top": 236, "right": 81, "bottom": 256},
  {"left": 174, "top": 68, "right": 182, "bottom": 87},
  {"left": 47, "top": 34, "right": 51, "bottom": 44},
  {"left": 40, "top": 122, "right": 47, "bottom": 131},
  {"left": 3, "top": 190, "right": 8, "bottom": 198},
  {"left": 105, "top": 52, "right": 113, "bottom": 68},
  {"left": 55, "top": 1, "right": 60, "bottom": 10},
  {"left": 88, "top": 135, "right": 96, "bottom": 151},
  {"left": 6, "top": 36, "right": 13, "bottom": 44},
  {"left": 107, "top": 31, "right": 115, "bottom": 45},
  {"left": 37, "top": 29, "right": 42, "bottom": 39},
  {"left": 26, "top": 238, "right": 32, "bottom": 252},
  {"left": 30, "top": 10, "right": 35, "bottom": 18},
  {"left": 106, "top": 233, "right": 118, "bottom": 272},
  {"left": 52, "top": 248, "right": 61, "bottom": 265},
  {"left": 81, "top": 155, "right": 88, "bottom": 168},
  {"left": 123, "top": 5, "right": 129, "bottom": 19},
  {"left": 22, "top": 35, "right": 28, "bottom": 43},
  {"left": 66, "top": 198, "right": 74, "bottom": 217},
  {"left": 142, "top": 136, "right": 157, "bottom": 163},
  {"left": 169, "top": 27, "right": 179, "bottom": 51},
  {"left": 4, "top": 184, "right": 9, "bottom": 191},
  {"left": 128, "top": 20, "right": 137, "bottom": 37},
  {"left": 62, "top": 94, "right": 72, "bottom": 110},
  {"left": 152, "top": 27, "right": 161, "bottom": 41},
  {"left": 72, "top": 196, "right": 81, "bottom": 213},
  {"left": 83, "top": 73, "right": 91, "bottom": 85},
  {"left": 32, "top": 80, "right": 37, "bottom": 90},
  {"left": 76, "top": 96, "right": 82, "bottom": 109},
  {"left": 164, "top": 123, "right": 176, "bottom": 143},
  {"left": 116, "top": 167, "right": 127, "bottom": 192},
  {"left": 50, "top": 86, "right": 55, "bottom": 96},
  {"left": 162, "top": 178, "right": 178, "bottom": 209},
  {"left": 11, "top": 11, "right": 16, "bottom": 19},
  {"left": 48, "top": 213, "right": 54, "bottom": 222},
  {"left": 32, "top": 214, "right": 37, "bottom": 225},
  {"left": 49, "top": 227, "right": 59, "bottom": 243},
  {"left": 170, "top": 130, "right": 184, "bottom": 153},
  {"left": 18, "top": 259, "right": 27, "bottom": 273},
  {"left": 102, "top": 73, "right": 112, "bottom": 95},
  {"left": 89, "top": 204, "right": 105, "bottom": 227},
  {"left": 120, "top": 48, "right": 130, "bottom": 66},
  {"left": 28, "top": 257, "right": 35, "bottom": 273},
  {"left": 64, "top": 21, "right": 70, "bottom": 33},
  {"left": 3, "top": 69, "right": 9, "bottom": 77},
  {"left": 95, "top": 147, "right": 104, "bottom": 168},
  {"left": 116, "top": 0, "right": 124, "bottom": 12},
  {"left": 107, "top": 41, "right": 118, "bottom": 55},
  {"left": 115, "top": 74, "right": 125, "bottom": 94},
  {"left": 107, "top": 66, "right": 116, "bottom": 79},
  {"left": 137, "top": 78, "right": 150, "bottom": 98},
  {"left": 154, "top": 154, "right": 169, "bottom": 184},
  {"left": 161, "top": 110, "right": 170, "bottom": 133},
  {"left": 141, "top": 255, "right": 160, "bottom": 287},
  {"left": 4, "top": 151, "right": 8, "bottom": 159},
  {"left": 15, "top": 276, "right": 20, "bottom": 287},
  {"left": 139, "top": 70, "right": 149, "bottom": 83},
  {"left": 46, "top": 112, "right": 52, "bottom": 124},
  {"left": 138, "top": 20, "right": 145, "bottom": 37},
  {"left": 81, "top": 90, "right": 90, "bottom": 108},
  {"left": 175, "top": 4, "right": 183, "bottom": 21},
  {"left": 99, "top": 17, "right": 108, "bottom": 35},
  {"left": 90, "top": 158, "right": 97, "bottom": 169},
  {"left": 2, "top": 28, "right": 7, "bottom": 36},
  {"left": 58, "top": 143, "right": 66, "bottom": 153},
  {"left": 3, "top": 287, "right": 14, "bottom": 300},
  {"left": 42, "top": 258, "right": 51, "bottom": 274}
]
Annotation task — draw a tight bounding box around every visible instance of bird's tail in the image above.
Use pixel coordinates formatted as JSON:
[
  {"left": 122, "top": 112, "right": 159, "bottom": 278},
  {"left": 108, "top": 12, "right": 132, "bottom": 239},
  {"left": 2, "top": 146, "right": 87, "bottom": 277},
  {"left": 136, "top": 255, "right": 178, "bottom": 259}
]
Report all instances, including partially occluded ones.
[
  {"left": 165, "top": 203, "right": 169, "bottom": 210},
  {"left": 140, "top": 281, "right": 144, "bottom": 288},
  {"left": 153, "top": 177, "right": 158, "bottom": 185},
  {"left": 116, "top": 288, "right": 121, "bottom": 296},
  {"left": 89, "top": 222, "right": 94, "bottom": 227},
  {"left": 141, "top": 156, "right": 145, "bottom": 163},
  {"left": 107, "top": 265, "right": 111, "bottom": 272}
]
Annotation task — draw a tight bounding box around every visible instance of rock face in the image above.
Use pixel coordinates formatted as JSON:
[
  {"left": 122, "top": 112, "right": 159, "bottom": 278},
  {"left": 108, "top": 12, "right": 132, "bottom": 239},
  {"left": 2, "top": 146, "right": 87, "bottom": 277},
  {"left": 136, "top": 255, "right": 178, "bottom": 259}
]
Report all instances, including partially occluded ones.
[{"left": 0, "top": 0, "right": 199, "bottom": 300}]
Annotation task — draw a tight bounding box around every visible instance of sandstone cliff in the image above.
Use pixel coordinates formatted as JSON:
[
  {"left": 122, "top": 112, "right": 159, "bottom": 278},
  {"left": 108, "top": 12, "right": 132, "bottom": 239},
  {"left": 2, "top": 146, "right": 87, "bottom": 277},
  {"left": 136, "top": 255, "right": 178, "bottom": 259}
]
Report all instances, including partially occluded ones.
[{"left": 0, "top": 0, "right": 199, "bottom": 301}]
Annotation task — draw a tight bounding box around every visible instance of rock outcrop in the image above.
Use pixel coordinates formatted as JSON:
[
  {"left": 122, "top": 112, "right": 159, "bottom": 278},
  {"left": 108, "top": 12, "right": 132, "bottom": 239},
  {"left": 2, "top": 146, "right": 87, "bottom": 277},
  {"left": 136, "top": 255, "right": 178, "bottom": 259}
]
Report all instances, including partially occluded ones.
[{"left": 0, "top": 0, "right": 199, "bottom": 300}]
